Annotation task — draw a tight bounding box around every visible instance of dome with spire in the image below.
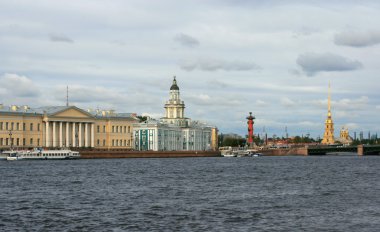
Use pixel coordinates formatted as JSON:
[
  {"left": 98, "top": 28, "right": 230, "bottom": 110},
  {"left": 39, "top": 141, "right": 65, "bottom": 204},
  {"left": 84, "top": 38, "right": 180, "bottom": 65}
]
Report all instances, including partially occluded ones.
[{"left": 170, "top": 76, "right": 179, "bottom": 90}]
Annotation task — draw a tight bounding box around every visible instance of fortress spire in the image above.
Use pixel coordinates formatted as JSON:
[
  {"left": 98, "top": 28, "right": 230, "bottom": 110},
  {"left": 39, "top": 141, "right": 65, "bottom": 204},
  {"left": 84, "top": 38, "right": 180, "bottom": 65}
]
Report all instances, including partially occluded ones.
[
  {"left": 321, "top": 82, "right": 335, "bottom": 145},
  {"left": 328, "top": 81, "right": 331, "bottom": 117}
]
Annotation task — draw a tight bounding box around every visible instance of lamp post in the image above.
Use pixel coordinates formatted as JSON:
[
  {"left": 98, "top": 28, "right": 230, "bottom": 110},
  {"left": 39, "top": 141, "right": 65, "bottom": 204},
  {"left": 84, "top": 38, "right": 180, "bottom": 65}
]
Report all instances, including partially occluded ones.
[
  {"left": 9, "top": 130, "right": 13, "bottom": 150},
  {"left": 130, "top": 132, "right": 133, "bottom": 150},
  {"left": 75, "top": 132, "right": 78, "bottom": 148}
]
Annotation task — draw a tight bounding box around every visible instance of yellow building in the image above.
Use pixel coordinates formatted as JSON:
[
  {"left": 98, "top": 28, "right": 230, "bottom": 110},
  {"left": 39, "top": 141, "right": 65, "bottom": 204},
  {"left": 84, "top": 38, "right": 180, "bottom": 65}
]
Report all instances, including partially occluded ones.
[
  {"left": 211, "top": 127, "right": 219, "bottom": 151},
  {"left": 321, "top": 83, "right": 335, "bottom": 145},
  {"left": 337, "top": 126, "right": 353, "bottom": 145},
  {"left": 0, "top": 104, "right": 138, "bottom": 150}
]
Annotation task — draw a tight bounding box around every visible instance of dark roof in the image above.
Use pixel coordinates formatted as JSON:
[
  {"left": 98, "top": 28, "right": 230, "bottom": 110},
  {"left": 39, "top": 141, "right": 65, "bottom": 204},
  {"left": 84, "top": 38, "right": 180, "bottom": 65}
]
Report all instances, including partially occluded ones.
[{"left": 170, "top": 76, "right": 179, "bottom": 90}]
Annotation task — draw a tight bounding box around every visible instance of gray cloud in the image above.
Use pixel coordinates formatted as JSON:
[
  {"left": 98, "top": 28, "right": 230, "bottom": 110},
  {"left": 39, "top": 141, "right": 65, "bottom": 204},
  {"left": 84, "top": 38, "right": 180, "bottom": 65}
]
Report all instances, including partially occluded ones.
[
  {"left": 0, "top": 73, "right": 40, "bottom": 98},
  {"left": 280, "top": 97, "right": 296, "bottom": 108},
  {"left": 174, "top": 33, "right": 199, "bottom": 47},
  {"left": 334, "top": 30, "right": 380, "bottom": 47},
  {"left": 296, "top": 52, "right": 362, "bottom": 76},
  {"left": 49, "top": 34, "right": 74, "bottom": 43},
  {"left": 180, "top": 58, "right": 261, "bottom": 72}
]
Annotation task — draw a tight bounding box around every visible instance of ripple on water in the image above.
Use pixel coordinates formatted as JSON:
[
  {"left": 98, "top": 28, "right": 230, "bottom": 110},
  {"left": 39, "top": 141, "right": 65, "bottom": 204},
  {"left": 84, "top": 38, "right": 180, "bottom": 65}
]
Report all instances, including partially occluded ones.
[{"left": 0, "top": 157, "right": 380, "bottom": 231}]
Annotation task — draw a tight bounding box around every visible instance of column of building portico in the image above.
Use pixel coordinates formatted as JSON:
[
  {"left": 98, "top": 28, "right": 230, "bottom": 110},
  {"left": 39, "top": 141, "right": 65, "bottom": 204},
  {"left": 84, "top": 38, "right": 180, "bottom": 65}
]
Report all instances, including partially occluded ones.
[
  {"left": 72, "top": 122, "right": 76, "bottom": 147},
  {"left": 85, "top": 123, "right": 88, "bottom": 147},
  {"left": 52, "top": 122, "right": 56, "bottom": 147},
  {"left": 59, "top": 122, "right": 63, "bottom": 147},
  {"left": 91, "top": 124, "right": 94, "bottom": 147},
  {"left": 78, "top": 123, "right": 82, "bottom": 147},
  {"left": 66, "top": 122, "right": 69, "bottom": 147},
  {"left": 45, "top": 121, "right": 50, "bottom": 147}
]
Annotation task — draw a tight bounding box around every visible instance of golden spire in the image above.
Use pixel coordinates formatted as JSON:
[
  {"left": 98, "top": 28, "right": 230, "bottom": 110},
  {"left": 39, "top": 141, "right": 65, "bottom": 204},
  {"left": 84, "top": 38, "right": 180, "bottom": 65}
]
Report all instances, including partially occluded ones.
[
  {"left": 327, "top": 81, "right": 331, "bottom": 117},
  {"left": 327, "top": 81, "right": 331, "bottom": 116},
  {"left": 321, "top": 81, "right": 334, "bottom": 145}
]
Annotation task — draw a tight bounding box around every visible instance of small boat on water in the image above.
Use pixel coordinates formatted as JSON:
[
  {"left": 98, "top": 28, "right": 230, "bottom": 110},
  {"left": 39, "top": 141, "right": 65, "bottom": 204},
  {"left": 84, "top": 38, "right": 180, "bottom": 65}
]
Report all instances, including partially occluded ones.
[
  {"left": 250, "top": 152, "right": 263, "bottom": 157},
  {"left": 220, "top": 146, "right": 236, "bottom": 157},
  {"left": 4, "top": 151, "right": 23, "bottom": 161},
  {"left": 3, "top": 148, "right": 80, "bottom": 160}
]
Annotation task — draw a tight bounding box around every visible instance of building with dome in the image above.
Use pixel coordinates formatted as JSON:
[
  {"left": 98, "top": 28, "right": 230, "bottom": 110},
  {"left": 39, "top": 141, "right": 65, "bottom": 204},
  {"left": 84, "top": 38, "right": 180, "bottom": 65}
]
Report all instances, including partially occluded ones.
[{"left": 133, "top": 77, "right": 218, "bottom": 151}]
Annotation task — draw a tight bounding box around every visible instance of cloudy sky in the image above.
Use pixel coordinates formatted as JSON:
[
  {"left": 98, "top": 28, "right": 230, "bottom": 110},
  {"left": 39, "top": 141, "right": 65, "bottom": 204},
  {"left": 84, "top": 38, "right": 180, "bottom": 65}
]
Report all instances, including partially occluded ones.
[{"left": 1, "top": 0, "right": 379, "bottom": 138}]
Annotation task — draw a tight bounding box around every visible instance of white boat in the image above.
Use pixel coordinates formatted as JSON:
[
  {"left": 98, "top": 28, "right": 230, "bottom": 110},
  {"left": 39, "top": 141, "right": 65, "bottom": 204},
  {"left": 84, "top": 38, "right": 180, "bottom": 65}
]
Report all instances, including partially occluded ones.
[
  {"left": 220, "top": 146, "right": 236, "bottom": 157},
  {"left": 4, "top": 148, "right": 80, "bottom": 160},
  {"left": 0, "top": 153, "right": 8, "bottom": 160},
  {"left": 5, "top": 151, "right": 23, "bottom": 161}
]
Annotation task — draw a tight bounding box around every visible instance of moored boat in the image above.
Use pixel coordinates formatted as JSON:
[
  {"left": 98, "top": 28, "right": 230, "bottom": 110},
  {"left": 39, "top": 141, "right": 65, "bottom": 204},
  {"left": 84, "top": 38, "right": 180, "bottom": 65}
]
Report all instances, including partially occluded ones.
[
  {"left": 3, "top": 148, "right": 80, "bottom": 160},
  {"left": 3, "top": 151, "right": 23, "bottom": 160}
]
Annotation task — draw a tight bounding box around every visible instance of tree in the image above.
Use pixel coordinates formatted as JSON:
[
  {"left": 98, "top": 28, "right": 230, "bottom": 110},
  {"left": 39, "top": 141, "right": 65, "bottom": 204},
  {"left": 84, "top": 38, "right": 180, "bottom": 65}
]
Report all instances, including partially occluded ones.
[{"left": 137, "top": 116, "right": 148, "bottom": 122}]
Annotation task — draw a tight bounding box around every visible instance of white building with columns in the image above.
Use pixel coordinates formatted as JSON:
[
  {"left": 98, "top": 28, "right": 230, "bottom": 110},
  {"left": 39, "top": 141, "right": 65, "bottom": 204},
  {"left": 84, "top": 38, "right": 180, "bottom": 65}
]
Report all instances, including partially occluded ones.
[{"left": 133, "top": 77, "right": 218, "bottom": 151}]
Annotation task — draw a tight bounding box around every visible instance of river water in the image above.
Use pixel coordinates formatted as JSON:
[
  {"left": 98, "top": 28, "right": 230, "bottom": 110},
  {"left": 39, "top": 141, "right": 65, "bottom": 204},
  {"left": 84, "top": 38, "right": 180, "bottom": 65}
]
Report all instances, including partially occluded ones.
[{"left": 1, "top": 156, "right": 379, "bottom": 231}]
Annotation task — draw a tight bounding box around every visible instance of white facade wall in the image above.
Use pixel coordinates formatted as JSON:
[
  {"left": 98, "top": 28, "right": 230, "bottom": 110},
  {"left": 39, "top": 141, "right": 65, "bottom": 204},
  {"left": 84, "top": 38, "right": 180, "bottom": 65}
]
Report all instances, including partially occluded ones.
[{"left": 133, "top": 121, "right": 212, "bottom": 151}]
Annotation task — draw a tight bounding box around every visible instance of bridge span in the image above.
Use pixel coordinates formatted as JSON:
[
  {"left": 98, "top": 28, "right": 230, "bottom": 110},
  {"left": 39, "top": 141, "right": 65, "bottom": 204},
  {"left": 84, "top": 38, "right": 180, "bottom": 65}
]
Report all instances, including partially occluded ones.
[{"left": 260, "top": 145, "right": 380, "bottom": 156}]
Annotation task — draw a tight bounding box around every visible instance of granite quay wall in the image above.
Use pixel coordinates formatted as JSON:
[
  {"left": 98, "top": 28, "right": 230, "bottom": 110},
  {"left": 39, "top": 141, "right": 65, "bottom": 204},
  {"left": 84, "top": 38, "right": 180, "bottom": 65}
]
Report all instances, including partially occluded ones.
[{"left": 78, "top": 150, "right": 221, "bottom": 159}]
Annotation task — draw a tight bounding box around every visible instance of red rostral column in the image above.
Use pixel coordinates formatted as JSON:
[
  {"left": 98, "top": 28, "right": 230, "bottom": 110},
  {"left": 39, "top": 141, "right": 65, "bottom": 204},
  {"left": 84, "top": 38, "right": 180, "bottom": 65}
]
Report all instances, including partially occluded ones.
[{"left": 247, "top": 112, "right": 255, "bottom": 144}]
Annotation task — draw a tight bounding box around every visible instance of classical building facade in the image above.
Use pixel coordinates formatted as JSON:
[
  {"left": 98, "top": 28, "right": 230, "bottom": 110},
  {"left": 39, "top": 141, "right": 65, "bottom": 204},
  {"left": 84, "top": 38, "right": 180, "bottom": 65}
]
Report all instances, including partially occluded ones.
[
  {"left": 321, "top": 83, "right": 335, "bottom": 145},
  {"left": 0, "top": 104, "right": 138, "bottom": 150},
  {"left": 133, "top": 77, "right": 218, "bottom": 151}
]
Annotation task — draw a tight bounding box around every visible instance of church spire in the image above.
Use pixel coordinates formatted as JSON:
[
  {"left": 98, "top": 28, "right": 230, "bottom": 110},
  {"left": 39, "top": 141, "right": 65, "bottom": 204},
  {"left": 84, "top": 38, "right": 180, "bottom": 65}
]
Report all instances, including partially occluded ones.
[
  {"left": 327, "top": 81, "right": 331, "bottom": 117},
  {"left": 321, "top": 82, "right": 335, "bottom": 145}
]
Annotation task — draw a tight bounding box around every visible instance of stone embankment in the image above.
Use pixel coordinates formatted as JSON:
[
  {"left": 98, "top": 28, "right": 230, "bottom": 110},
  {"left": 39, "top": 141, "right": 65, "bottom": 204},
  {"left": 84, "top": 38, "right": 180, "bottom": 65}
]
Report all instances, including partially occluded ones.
[
  {"left": 79, "top": 150, "right": 221, "bottom": 159},
  {"left": 260, "top": 147, "right": 308, "bottom": 156}
]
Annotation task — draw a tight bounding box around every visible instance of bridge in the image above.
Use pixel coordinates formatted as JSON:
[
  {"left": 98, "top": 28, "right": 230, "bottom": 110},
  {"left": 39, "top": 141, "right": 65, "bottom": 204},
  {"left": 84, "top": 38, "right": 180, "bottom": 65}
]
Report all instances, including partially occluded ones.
[
  {"left": 261, "top": 145, "right": 380, "bottom": 156},
  {"left": 308, "top": 145, "right": 380, "bottom": 156}
]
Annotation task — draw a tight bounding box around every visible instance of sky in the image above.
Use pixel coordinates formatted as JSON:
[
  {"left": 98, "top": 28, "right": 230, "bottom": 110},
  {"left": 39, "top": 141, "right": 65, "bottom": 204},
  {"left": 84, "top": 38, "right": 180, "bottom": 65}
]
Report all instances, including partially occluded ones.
[{"left": 0, "top": 0, "right": 379, "bottom": 138}]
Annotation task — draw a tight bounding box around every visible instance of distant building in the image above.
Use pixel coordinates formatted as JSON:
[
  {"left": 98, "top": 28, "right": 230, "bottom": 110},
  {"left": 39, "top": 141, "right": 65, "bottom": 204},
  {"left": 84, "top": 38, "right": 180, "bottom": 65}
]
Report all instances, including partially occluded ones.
[
  {"left": 133, "top": 77, "right": 218, "bottom": 151},
  {"left": 0, "top": 104, "right": 138, "bottom": 150},
  {"left": 321, "top": 83, "right": 335, "bottom": 145},
  {"left": 336, "top": 126, "right": 353, "bottom": 145}
]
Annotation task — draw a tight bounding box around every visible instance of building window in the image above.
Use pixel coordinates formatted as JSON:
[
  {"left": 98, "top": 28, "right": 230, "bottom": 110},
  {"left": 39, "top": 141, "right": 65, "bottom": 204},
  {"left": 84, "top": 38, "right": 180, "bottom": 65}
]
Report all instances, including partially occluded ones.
[
  {"left": 11, "top": 122, "right": 14, "bottom": 130},
  {"left": 37, "top": 139, "right": 40, "bottom": 146},
  {"left": 112, "top": 139, "right": 114, "bottom": 146},
  {"left": 0, "top": 122, "right": 2, "bottom": 130},
  {"left": 124, "top": 126, "right": 126, "bottom": 133},
  {"left": 23, "top": 123, "right": 26, "bottom": 131},
  {"left": 30, "top": 138, "right": 33, "bottom": 145},
  {"left": 30, "top": 123, "right": 33, "bottom": 131},
  {"left": 37, "top": 123, "right": 40, "bottom": 131},
  {"left": 128, "top": 126, "right": 130, "bottom": 133},
  {"left": 6, "top": 138, "right": 9, "bottom": 145},
  {"left": 16, "top": 123, "right": 20, "bottom": 131},
  {"left": 128, "top": 140, "right": 130, "bottom": 146},
  {"left": 23, "top": 138, "right": 25, "bottom": 146},
  {"left": 112, "top": 126, "right": 114, "bottom": 133},
  {"left": 103, "top": 126, "right": 106, "bottom": 133},
  {"left": 16, "top": 138, "right": 19, "bottom": 146},
  {"left": 6, "top": 122, "right": 9, "bottom": 130},
  {"left": 124, "top": 140, "right": 126, "bottom": 146},
  {"left": 97, "top": 125, "right": 100, "bottom": 133},
  {"left": 0, "top": 138, "right": 3, "bottom": 145},
  {"left": 97, "top": 139, "right": 100, "bottom": 145},
  {"left": 103, "top": 140, "right": 106, "bottom": 146}
]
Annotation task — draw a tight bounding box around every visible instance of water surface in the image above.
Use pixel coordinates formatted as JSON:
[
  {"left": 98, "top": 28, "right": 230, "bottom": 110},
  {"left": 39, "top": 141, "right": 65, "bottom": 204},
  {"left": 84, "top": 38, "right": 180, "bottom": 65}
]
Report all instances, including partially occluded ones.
[{"left": 1, "top": 156, "right": 379, "bottom": 231}]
